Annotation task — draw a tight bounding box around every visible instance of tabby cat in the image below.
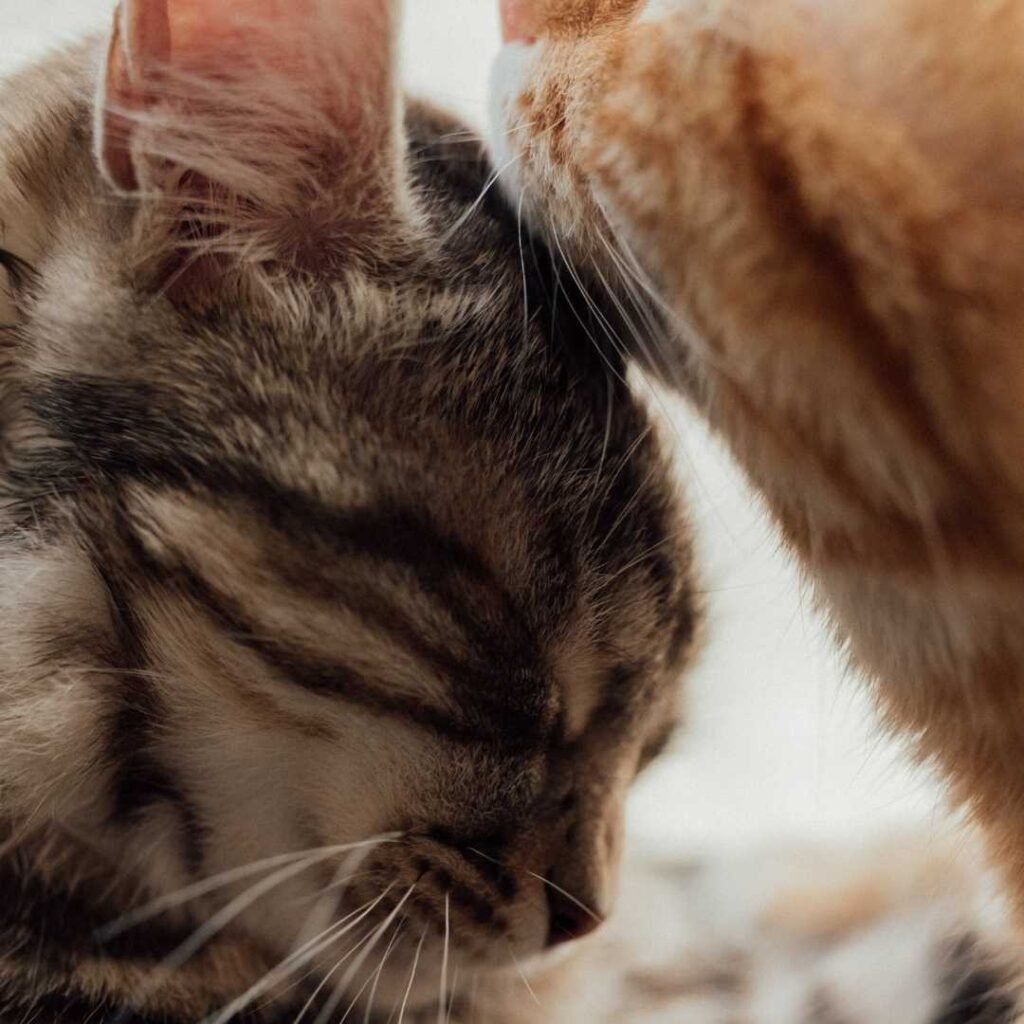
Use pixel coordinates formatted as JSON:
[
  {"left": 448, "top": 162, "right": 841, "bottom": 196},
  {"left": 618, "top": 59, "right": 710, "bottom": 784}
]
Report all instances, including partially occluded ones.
[
  {"left": 0, "top": 1, "right": 697, "bottom": 1020},
  {"left": 490, "top": 0, "right": 1024, "bottom": 924}
]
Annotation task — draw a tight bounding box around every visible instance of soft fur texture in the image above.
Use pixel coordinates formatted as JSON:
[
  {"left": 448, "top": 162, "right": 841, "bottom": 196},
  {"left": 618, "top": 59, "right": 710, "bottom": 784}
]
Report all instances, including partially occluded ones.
[
  {"left": 0, "top": 2, "right": 697, "bottom": 1019},
  {"left": 489, "top": 0, "right": 1024, "bottom": 930}
]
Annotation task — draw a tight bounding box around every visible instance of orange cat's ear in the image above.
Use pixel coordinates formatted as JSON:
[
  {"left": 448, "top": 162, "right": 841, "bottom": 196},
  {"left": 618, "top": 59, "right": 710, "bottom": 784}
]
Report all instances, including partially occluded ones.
[{"left": 96, "top": 0, "right": 401, "bottom": 195}]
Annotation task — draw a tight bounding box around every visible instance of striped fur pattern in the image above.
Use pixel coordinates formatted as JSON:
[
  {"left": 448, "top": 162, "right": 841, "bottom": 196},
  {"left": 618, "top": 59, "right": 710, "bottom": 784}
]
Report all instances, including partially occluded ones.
[
  {"left": 489, "top": 0, "right": 1024, "bottom": 930},
  {"left": 0, "top": 3, "right": 697, "bottom": 1020}
]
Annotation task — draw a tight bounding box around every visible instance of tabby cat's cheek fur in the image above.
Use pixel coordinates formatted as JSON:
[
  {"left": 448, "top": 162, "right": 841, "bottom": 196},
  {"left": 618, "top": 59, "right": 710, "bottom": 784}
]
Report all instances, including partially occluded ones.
[
  {"left": 491, "top": 0, "right": 1024, "bottom": 924},
  {"left": 0, "top": 1, "right": 698, "bottom": 1019}
]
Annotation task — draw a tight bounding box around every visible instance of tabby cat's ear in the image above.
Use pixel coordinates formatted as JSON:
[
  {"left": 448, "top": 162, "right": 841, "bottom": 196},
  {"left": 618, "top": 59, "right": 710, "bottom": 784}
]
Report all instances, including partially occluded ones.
[{"left": 95, "top": 0, "right": 409, "bottom": 266}]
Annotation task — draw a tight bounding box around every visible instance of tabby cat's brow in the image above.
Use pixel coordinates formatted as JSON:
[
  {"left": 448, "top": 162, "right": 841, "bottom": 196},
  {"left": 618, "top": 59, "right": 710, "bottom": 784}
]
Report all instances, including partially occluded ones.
[
  {"left": 174, "top": 564, "right": 487, "bottom": 744},
  {"left": 118, "top": 487, "right": 550, "bottom": 744},
  {"left": 261, "top": 533, "right": 529, "bottom": 703},
  {"left": 33, "top": 374, "right": 504, "bottom": 563}
]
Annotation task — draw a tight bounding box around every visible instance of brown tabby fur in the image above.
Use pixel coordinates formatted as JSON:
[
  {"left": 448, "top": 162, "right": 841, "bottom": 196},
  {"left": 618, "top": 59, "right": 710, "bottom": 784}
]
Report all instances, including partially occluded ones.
[{"left": 491, "top": 0, "right": 1024, "bottom": 924}]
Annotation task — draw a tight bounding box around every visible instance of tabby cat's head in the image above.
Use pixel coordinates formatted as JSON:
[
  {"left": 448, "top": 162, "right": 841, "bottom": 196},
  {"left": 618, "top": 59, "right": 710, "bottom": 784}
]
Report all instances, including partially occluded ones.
[{"left": 0, "top": 0, "right": 696, "bottom": 1013}]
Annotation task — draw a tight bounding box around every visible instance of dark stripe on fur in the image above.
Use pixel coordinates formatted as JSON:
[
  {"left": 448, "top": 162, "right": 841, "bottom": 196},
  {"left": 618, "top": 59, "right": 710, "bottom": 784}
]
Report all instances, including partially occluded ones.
[
  {"left": 0, "top": 987, "right": 187, "bottom": 1024},
  {"left": 259, "top": 503, "right": 551, "bottom": 742},
  {"left": 931, "top": 936, "right": 1018, "bottom": 1024},
  {"left": 116, "top": 484, "right": 553, "bottom": 747},
  {"left": 269, "top": 563, "right": 548, "bottom": 742},
  {"left": 0, "top": 246, "right": 39, "bottom": 294},
  {"left": 90, "top": 534, "right": 208, "bottom": 876},
  {"left": 27, "top": 376, "right": 546, "bottom": 655},
  {"left": 0, "top": 846, "right": 187, "bottom": 965},
  {"left": 174, "top": 562, "right": 536, "bottom": 747}
]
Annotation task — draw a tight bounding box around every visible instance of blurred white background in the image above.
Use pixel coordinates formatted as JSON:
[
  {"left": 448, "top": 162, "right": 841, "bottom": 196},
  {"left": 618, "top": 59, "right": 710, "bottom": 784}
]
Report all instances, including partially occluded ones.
[{"left": 0, "top": 0, "right": 946, "bottom": 857}]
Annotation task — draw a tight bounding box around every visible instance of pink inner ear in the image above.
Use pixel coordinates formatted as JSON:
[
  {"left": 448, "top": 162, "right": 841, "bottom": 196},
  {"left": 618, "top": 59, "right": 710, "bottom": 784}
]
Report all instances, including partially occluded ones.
[
  {"left": 167, "top": 0, "right": 323, "bottom": 67},
  {"left": 165, "top": 0, "right": 393, "bottom": 87},
  {"left": 99, "top": 0, "right": 398, "bottom": 192},
  {"left": 166, "top": 0, "right": 397, "bottom": 149}
]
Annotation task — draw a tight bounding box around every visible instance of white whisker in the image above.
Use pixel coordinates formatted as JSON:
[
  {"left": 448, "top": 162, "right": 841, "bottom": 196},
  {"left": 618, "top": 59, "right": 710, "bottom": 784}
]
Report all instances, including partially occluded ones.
[
  {"left": 397, "top": 929, "right": 428, "bottom": 1024},
  {"left": 312, "top": 885, "right": 417, "bottom": 1024},
  {"left": 548, "top": 223, "right": 630, "bottom": 367},
  {"left": 587, "top": 425, "right": 655, "bottom": 532},
  {"left": 135, "top": 847, "right": 356, "bottom": 980},
  {"left": 517, "top": 186, "right": 531, "bottom": 343},
  {"left": 291, "top": 842, "right": 382, "bottom": 955},
  {"left": 597, "top": 460, "right": 664, "bottom": 552},
  {"left": 438, "top": 152, "right": 524, "bottom": 246},
  {"left": 436, "top": 895, "right": 451, "bottom": 1024},
  {"left": 209, "top": 886, "right": 395, "bottom": 1024},
  {"left": 97, "top": 844, "right": 395, "bottom": 1024},
  {"left": 506, "top": 942, "right": 542, "bottom": 1009},
  {"left": 362, "top": 919, "right": 406, "bottom": 1024},
  {"left": 446, "top": 965, "right": 460, "bottom": 1024},
  {"left": 289, "top": 927, "right": 376, "bottom": 1024},
  {"left": 526, "top": 871, "right": 601, "bottom": 924},
  {"left": 99, "top": 836, "right": 396, "bottom": 940}
]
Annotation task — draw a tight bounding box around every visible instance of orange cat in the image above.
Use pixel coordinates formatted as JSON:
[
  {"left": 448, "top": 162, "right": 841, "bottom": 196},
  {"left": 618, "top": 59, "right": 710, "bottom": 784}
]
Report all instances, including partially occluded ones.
[{"left": 491, "top": 0, "right": 1024, "bottom": 915}]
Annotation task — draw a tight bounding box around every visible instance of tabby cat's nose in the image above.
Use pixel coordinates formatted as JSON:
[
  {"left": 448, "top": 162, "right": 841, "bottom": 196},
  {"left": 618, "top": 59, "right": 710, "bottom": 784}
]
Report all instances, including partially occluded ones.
[
  {"left": 500, "top": 0, "right": 537, "bottom": 43},
  {"left": 545, "top": 887, "right": 606, "bottom": 948}
]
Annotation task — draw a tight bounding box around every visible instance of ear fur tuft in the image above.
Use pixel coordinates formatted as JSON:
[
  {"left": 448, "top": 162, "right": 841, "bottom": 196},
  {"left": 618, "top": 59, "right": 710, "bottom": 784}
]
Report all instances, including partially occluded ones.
[{"left": 94, "top": 0, "right": 411, "bottom": 282}]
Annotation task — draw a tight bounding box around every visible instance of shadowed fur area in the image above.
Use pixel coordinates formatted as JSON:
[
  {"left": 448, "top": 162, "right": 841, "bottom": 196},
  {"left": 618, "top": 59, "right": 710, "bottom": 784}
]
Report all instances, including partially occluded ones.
[
  {"left": 490, "top": 0, "right": 1024, "bottom": 953},
  {"left": 0, "top": 3, "right": 697, "bottom": 1020}
]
